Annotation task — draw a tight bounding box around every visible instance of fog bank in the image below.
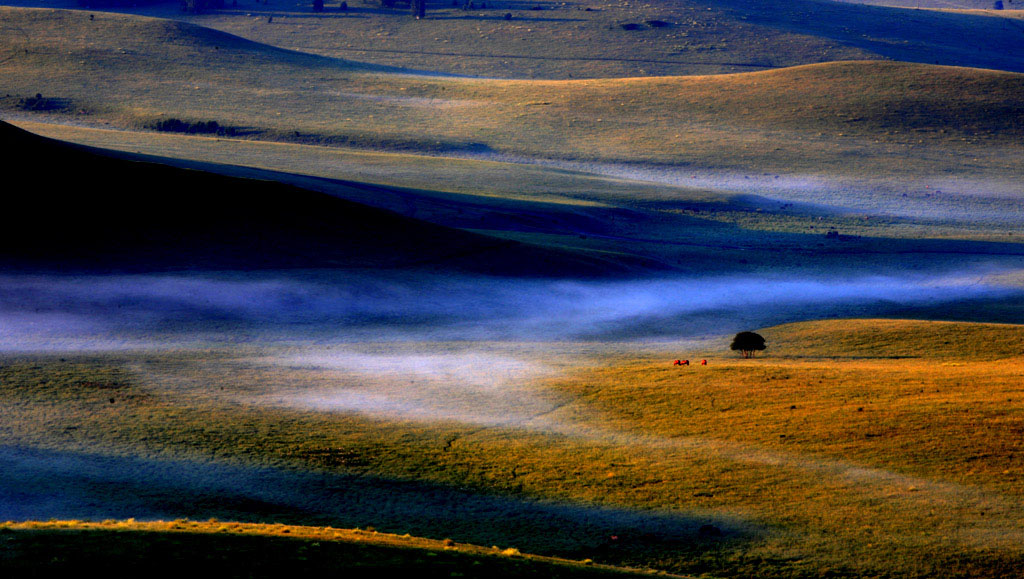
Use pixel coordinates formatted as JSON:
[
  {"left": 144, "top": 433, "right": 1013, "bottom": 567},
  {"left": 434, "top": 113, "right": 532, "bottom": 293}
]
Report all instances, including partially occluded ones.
[
  {"left": 267, "top": 350, "right": 559, "bottom": 426},
  {"left": 0, "top": 269, "right": 1017, "bottom": 350}
]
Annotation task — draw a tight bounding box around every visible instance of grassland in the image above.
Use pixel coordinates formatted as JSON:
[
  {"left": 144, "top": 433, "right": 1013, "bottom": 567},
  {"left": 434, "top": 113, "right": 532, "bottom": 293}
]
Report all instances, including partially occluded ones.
[
  {"left": 16, "top": 0, "right": 1024, "bottom": 78},
  {"left": 3, "top": 7, "right": 1022, "bottom": 160},
  {"left": 2, "top": 1, "right": 1024, "bottom": 576},
  {"left": 3, "top": 6, "right": 1022, "bottom": 254},
  {"left": 2, "top": 320, "right": 1023, "bottom": 577},
  {"left": 11, "top": 114, "right": 1024, "bottom": 285}
]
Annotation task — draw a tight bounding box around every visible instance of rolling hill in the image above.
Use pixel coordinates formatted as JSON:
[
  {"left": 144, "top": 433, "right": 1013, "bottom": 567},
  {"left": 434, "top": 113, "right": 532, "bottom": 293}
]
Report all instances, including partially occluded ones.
[
  {"left": 26, "top": 0, "right": 1024, "bottom": 78},
  {"left": 3, "top": 5, "right": 1022, "bottom": 251},
  {"left": 0, "top": 121, "right": 643, "bottom": 275},
  {"left": 2, "top": 2, "right": 1024, "bottom": 578},
  {"left": 3, "top": 318, "right": 1024, "bottom": 577},
  {"left": 3, "top": 7, "right": 1022, "bottom": 165}
]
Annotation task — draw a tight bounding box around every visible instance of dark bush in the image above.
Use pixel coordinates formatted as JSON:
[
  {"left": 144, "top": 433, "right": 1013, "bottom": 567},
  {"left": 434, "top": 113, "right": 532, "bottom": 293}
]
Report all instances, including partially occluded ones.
[
  {"left": 148, "top": 118, "right": 236, "bottom": 136},
  {"left": 18, "top": 94, "right": 71, "bottom": 111}
]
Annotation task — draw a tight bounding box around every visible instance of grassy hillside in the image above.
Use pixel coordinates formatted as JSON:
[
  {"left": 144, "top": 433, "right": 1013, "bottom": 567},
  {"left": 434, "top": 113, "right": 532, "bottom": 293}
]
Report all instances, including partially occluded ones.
[
  {"left": 712, "top": 0, "right": 1024, "bottom": 73},
  {"left": 3, "top": 4, "right": 1024, "bottom": 577},
  {"left": 0, "top": 520, "right": 660, "bottom": 577},
  {"left": 3, "top": 7, "right": 1023, "bottom": 160},
  {"left": 16, "top": 119, "right": 1024, "bottom": 254},
  {"left": 21, "top": 0, "right": 1024, "bottom": 78},
  {"left": 0, "top": 120, "right": 644, "bottom": 275},
  {"left": 3, "top": 7, "right": 1023, "bottom": 245},
  {"left": 0, "top": 0, "right": 878, "bottom": 79},
  {"left": 2, "top": 320, "right": 1024, "bottom": 576},
  {"left": 764, "top": 318, "right": 1024, "bottom": 360},
  {"left": 14, "top": 121, "right": 1024, "bottom": 288}
]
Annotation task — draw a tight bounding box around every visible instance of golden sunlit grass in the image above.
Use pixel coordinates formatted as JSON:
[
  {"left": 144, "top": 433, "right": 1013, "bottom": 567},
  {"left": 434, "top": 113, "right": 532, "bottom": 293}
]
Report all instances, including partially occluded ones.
[
  {"left": 567, "top": 322, "right": 1024, "bottom": 494},
  {"left": 930, "top": 9, "right": 1024, "bottom": 19},
  {"left": 2, "top": 320, "right": 1023, "bottom": 576}
]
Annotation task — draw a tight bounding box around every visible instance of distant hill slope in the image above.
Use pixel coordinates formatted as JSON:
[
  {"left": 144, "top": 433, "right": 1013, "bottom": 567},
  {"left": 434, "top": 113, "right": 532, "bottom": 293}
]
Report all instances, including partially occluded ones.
[
  {"left": 25, "top": 0, "right": 1022, "bottom": 79},
  {"left": 713, "top": 0, "right": 1024, "bottom": 74},
  {"left": 763, "top": 318, "right": 1024, "bottom": 359},
  {"left": 0, "top": 5, "right": 400, "bottom": 74},
  {"left": 830, "top": 0, "right": 1008, "bottom": 9},
  {"left": 2, "top": 8, "right": 1022, "bottom": 161},
  {"left": 0, "top": 122, "right": 641, "bottom": 276}
]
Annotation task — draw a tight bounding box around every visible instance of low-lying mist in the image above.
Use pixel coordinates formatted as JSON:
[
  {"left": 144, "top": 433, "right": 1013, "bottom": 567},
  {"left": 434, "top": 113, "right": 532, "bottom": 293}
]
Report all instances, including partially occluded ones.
[
  {"left": 0, "top": 269, "right": 1017, "bottom": 350},
  {"left": 484, "top": 156, "right": 1024, "bottom": 223},
  {"left": 264, "top": 350, "right": 560, "bottom": 426},
  {"left": 3, "top": 267, "right": 1019, "bottom": 427},
  {"left": 4, "top": 268, "right": 1024, "bottom": 533}
]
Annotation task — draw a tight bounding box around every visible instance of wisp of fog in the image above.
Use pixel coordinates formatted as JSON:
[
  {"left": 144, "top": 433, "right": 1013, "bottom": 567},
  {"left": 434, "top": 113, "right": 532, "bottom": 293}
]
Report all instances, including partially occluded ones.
[
  {"left": 2, "top": 267, "right": 1017, "bottom": 427},
  {"left": 0, "top": 269, "right": 1016, "bottom": 349}
]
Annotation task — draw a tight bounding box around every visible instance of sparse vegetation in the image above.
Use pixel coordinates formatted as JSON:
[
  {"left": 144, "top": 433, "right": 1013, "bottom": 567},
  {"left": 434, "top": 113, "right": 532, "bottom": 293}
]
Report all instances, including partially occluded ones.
[
  {"left": 16, "top": 93, "right": 71, "bottom": 111},
  {"left": 146, "top": 118, "right": 235, "bottom": 136}
]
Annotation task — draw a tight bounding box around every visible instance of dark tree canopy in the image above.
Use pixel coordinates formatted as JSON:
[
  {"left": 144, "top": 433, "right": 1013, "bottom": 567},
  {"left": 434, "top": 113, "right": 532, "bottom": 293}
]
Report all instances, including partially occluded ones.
[{"left": 730, "top": 331, "right": 766, "bottom": 358}]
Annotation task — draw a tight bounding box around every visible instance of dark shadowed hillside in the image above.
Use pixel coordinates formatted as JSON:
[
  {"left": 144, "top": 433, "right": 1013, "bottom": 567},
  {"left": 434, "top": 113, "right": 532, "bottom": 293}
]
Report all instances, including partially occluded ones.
[{"left": 0, "top": 122, "right": 641, "bottom": 276}]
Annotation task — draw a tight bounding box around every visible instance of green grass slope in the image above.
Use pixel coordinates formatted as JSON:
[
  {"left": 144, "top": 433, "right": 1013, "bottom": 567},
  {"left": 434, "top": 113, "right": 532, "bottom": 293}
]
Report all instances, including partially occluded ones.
[{"left": 0, "top": 121, "right": 644, "bottom": 276}]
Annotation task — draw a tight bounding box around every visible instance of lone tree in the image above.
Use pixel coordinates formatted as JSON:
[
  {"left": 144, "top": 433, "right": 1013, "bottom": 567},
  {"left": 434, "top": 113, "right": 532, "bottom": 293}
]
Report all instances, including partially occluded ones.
[{"left": 730, "top": 331, "right": 766, "bottom": 358}]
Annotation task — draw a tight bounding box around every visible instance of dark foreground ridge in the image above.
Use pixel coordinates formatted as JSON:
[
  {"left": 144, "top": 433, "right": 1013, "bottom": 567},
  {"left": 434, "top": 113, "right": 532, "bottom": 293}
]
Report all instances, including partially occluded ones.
[
  {"left": 0, "top": 121, "right": 641, "bottom": 277},
  {"left": 0, "top": 520, "right": 668, "bottom": 579}
]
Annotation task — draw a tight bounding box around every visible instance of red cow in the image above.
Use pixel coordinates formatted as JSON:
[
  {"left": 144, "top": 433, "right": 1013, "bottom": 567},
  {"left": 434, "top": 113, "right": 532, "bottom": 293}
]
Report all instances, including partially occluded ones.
[
  {"left": 673, "top": 360, "right": 682, "bottom": 366},
  {"left": 701, "top": 359, "right": 707, "bottom": 366}
]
